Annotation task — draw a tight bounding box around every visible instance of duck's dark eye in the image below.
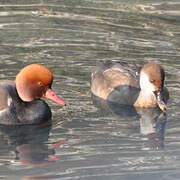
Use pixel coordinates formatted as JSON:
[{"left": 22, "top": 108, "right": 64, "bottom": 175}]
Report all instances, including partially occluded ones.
[{"left": 37, "top": 81, "right": 44, "bottom": 87}]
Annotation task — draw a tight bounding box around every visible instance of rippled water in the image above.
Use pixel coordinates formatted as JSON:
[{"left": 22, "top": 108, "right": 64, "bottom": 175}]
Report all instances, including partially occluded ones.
[{"left": 0, "top": 0, "right": 180, "bottom": 179}]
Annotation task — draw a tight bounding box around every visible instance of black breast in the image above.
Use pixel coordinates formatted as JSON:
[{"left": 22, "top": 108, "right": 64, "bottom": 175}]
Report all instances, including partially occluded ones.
[{"left": 0, "top": 82, "right": 52, "bottom": 125}]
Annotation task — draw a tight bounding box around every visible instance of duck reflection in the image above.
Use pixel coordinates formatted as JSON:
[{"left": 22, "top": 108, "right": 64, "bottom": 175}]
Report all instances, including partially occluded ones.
[
  {"left": 92, "top": 94, "right": 140, "bottom": 118},
  {"left": 92, "top": 94, "right": 167, "bottom": 150},
  {"left": 0, "top": 123, "right": 64, "bottom": 167},
  {"left": 137, "top": 108, "right": 166, "bottom": 150}
]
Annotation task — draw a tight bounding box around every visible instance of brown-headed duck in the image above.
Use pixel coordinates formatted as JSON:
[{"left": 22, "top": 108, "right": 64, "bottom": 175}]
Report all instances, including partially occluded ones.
[{"left": 91, "top": 61, "right": 169, "bottom": 111}]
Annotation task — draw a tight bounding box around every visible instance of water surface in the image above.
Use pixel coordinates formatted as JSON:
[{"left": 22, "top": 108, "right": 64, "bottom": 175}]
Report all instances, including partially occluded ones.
[{"left": 0, "top": 0, "right": 180, "bottom": 179}]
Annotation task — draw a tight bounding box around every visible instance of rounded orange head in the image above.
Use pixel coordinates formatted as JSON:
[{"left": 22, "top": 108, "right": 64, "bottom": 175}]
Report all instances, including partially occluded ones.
[{"left": 16, "top": 64, "right": 66, "bottom": 106}]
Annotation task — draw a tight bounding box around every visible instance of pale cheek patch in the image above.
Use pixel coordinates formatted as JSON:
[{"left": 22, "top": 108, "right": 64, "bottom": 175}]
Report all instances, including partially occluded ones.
[{"left": 140, "top": 72, "right": 156, "bottom": 92}]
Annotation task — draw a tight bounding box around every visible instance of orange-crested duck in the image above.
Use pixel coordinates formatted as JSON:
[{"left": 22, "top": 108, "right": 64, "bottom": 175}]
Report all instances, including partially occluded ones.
[{"left": 0, "top": 64, "right": 66, "bottom": 125}]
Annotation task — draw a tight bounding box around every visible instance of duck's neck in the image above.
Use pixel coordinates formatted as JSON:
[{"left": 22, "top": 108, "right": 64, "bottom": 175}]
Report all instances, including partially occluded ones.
[{"left": 134, "top": 89, "right": 157, "bottom": 108}]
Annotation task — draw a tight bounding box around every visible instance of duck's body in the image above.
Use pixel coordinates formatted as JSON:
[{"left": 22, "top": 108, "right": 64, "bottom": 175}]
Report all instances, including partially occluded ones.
[
  {"left": 0, "top": 81, "right": 51, "bottom": 125},
  {"left": 91, "top": 61, "right": 169, "bottom": 111},
  {"left": 0, "top": 64, "right": 66, "bottom": 125}
]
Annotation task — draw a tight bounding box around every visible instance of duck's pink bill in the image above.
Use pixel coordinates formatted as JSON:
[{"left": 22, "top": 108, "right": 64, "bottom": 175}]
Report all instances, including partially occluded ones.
[{"left": 45, "top": 88, "right": 66, "bottom": 106}]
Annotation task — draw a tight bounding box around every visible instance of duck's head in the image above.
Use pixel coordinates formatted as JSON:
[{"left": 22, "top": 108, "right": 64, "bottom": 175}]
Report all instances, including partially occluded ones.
[
  {"left": 139, "top": 61, "right": 167, "bottom": 111},
  {"left": 15, "top": 64, "right": 66, "bottom": 106}
]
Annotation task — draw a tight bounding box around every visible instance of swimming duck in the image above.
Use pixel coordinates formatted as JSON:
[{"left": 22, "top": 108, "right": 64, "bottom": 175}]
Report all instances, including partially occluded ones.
[
  {"left": 91, "top": 61, "right": 169, "bottom": 111},
  {"left": 0, "top": 64, "right": 66, "bottom": 125}
]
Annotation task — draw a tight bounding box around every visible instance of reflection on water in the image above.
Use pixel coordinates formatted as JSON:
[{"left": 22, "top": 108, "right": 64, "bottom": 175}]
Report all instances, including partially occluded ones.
[
  {"left": 92, "top": 95, "right": 167, "bottom": 150},
  {"left": 0, "top": 0, "right": 180, "bottom": 179},
  {"left": 0, "top": 124, "right": 64, "bottom": 167}
]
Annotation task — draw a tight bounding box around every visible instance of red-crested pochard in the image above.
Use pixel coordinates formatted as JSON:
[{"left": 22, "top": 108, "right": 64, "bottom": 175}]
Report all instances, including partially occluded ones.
[
  {"left": 91, "top": 61, "right": 169, "bottom": 111},
  {"left": 0, "top": 64, "right": 66, "bottom": 125}
]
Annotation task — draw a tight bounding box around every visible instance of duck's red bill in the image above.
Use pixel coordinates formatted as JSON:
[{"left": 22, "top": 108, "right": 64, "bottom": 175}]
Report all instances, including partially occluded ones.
[{"left": 45, "top": 89, "right": 67, "bottom": 106}]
